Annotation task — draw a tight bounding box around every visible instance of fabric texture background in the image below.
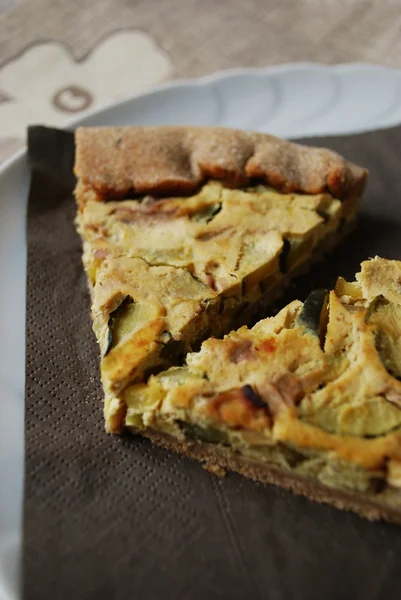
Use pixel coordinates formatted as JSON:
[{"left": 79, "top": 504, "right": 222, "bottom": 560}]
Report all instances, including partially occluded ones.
[
  {"left": 2, "top": 0, "right": 401, "bottom": 160},
  {"left": 24, "top": 124, "right": 401, "bottom": 600}
]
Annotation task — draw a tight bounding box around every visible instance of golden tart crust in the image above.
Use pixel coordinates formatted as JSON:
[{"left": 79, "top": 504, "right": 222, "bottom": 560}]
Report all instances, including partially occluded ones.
[{"left": 75, "top": 126, "right": 367, "bottom": 201}]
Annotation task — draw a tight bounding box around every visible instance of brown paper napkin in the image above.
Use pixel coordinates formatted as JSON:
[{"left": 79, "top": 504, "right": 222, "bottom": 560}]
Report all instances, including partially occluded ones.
[{"left": 24, "top": 125, "right": 401, "bottom": 600}]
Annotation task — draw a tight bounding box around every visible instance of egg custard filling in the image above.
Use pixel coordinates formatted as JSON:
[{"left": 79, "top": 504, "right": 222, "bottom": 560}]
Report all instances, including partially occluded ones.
[
  {"left": 76, "top": 178, "right": 357, "bottom": 433},
  {"left": 122, "top": 258, "right": 401, "bottom": 523}
]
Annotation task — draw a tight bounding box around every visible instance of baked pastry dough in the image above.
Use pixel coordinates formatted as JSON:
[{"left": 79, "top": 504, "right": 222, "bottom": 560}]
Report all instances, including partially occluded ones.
[
  {"left": 124, "top": 258, "right": 401, "bottom": 524},
  {"left": 74, "top": 126, "right": 370, "bottom": 504}
]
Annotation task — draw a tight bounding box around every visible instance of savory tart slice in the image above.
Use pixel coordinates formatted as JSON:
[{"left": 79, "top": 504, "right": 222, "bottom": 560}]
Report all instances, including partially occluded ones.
[
  {"left": 123, "top": 258, "right": 401, "bottom": 524},
  {"left": 74, "top": 126, "right": 367, "bottom": 433}
]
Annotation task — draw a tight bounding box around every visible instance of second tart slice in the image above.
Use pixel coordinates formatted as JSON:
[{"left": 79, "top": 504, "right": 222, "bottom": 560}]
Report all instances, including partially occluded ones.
[
  {"left": 122, "top": 258, "right": 401, "bottom": 524},
  {"left": 74, "top": 126, "right": 367, "bottom": 432}
]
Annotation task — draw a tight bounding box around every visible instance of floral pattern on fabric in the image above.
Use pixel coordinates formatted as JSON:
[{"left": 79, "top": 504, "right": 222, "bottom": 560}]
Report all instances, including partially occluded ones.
[{"left": 0, "top": 30, "right": 173, "bottom": 138}]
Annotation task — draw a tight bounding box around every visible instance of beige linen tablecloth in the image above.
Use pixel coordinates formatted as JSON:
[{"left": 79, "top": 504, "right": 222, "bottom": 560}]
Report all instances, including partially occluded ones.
[{"left": 1, "top": 0, "right": 401, "bottom": 162}]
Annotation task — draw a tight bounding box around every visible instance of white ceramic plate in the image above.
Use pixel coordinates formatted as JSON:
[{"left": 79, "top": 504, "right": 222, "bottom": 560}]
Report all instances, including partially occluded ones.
[{"left": 2, "top": 62, "right": 401, "bottom": 600}]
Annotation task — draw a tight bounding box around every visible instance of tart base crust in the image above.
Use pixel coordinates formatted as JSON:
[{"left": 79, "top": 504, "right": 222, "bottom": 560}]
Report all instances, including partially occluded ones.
[{"left": 134, "top": 427, "right": 401, "bottom": 525}]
